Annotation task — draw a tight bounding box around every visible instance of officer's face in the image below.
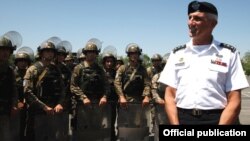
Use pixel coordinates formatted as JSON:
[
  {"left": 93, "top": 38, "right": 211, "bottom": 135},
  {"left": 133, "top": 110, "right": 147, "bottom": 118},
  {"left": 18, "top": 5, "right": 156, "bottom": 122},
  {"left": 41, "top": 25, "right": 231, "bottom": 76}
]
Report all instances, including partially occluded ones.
[{"left": 188, "top": 12, "right": 215, "bottom": 39}]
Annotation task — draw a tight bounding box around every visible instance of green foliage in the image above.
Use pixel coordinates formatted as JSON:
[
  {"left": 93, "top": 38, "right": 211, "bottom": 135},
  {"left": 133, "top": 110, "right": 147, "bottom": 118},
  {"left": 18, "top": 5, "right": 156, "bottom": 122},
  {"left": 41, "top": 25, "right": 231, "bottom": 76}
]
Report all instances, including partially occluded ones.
[{"left": 242, "top": 51, "right": 250, "bottom": 75}]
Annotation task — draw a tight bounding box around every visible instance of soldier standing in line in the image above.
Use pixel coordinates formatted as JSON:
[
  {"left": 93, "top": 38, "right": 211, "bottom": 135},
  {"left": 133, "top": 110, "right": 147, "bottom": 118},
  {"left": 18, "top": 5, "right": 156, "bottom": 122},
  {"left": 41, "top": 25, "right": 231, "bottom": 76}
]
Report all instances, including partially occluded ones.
[
  {"left": 14, "top": 46, "right": 34, "bottom": 141},
  {"left": 147, "top": 54, "right": 163, "bottom": 79},
  {"left": 70, "top": 41, "right": 110, "bottom": 140},
  {"left": 101, "top": 47, "right": 118, "bottom": 141},
  {"left": 0, "top": 31, "right": 20, "bottom": 141},
  {"left": 115, "top": 56, "right": 124, "bottom": 71},
  {"left": 114, "top": 43, "right": 151, "bottom": 140},
  {"left": 24, "top": 41, "right": 67, "bottom": 141}
]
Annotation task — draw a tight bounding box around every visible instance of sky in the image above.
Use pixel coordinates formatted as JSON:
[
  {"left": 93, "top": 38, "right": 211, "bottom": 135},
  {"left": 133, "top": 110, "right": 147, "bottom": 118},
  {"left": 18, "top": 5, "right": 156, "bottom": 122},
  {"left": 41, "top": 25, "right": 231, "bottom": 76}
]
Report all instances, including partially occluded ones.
[{"left": 1, "top": 0, "right": 250, "bottom": 58}]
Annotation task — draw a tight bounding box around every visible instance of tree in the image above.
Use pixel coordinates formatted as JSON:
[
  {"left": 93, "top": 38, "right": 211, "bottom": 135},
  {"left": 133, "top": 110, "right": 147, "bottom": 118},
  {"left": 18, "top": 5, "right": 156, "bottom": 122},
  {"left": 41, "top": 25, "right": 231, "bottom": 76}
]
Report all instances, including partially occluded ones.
[{"left": 242, "top": 51, "right": 250, "bottom": 75}]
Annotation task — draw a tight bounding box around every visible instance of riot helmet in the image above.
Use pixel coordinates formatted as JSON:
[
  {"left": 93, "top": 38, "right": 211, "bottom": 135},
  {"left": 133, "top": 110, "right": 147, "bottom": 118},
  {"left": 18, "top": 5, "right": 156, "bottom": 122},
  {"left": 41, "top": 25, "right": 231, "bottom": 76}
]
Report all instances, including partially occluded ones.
[
  {"left": 151, "top": 54, "right": 162, "bottom": 61},
  {"left": 38, "top": 41, "right": 56, "bottom": 53},
  {"left": 126, "top": 43, "right": 142, "bottom": 55},
  {"left": 82, "top": 42, "right": 100, "bottom": 54},
  {"left": 0, "top": 31, "right": 22, "bottom": 53},
  {"left": 14, "top": 46, "right": 34, "bottom": 65},
  {"left": 56, "top": 40, "right": 72, "bottom": 56}
]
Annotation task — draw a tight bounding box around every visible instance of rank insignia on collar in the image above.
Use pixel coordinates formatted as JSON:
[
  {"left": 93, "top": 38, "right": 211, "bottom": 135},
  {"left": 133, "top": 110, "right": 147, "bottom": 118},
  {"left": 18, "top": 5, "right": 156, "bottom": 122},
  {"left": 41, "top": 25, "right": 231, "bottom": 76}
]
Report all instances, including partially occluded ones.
[{"left": 211, "top": 59, "right": 227, "bottom": 67}]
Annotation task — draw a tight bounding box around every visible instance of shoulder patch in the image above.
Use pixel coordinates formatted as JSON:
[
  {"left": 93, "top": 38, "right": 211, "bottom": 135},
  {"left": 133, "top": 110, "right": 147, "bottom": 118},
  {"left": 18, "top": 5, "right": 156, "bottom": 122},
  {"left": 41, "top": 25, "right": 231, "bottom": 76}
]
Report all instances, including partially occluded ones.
[
  {"left": 173, "top": 45, "right": 186, "bottom": 53},
  {"left": 219, "top": 43, "right": 236, "bottom": 53}
]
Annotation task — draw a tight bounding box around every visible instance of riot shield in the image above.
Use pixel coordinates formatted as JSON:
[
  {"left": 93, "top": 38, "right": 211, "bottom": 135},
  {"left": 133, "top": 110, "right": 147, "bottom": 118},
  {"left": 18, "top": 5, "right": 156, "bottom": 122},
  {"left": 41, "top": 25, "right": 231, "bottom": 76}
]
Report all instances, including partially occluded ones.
[
  {"left": 76, "top": 103, "right": 112, "bottom": 141},
  {"left": 117, "top": 103, "right": 151, "bottom": 141},
  {"left": 154, "top": 104, "right": 169, "bottom": 141},
  {"left": 33, "top": 112, "right": 69, "bottom": 141}
]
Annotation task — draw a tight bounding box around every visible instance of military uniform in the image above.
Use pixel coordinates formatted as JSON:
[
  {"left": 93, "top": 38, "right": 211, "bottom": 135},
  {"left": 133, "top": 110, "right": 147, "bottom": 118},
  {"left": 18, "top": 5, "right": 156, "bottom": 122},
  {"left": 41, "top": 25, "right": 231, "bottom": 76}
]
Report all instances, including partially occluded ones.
[
  {"left": 24, "top": 40, "right": 69, "bottom": 141},
  {"left": 115, "top": 64, "right": 151, "bottom": 102},
  {"left": 70, "top": 59, "right": 111, "bottom": 140},
  {"left": 71, "top": 61, "right": 109, "bottom": 102},
  {"left": 159, "top": 39, "right": 249, "bottom": 124},
  {"left": 114, "top": 43, "right": 153, "bottom": 140},
  {"left": 0, "top": 33, "right": 19, "bottom": 141},
  {"left": 0, "top": 64, "right": 18, "bottom": 141}
]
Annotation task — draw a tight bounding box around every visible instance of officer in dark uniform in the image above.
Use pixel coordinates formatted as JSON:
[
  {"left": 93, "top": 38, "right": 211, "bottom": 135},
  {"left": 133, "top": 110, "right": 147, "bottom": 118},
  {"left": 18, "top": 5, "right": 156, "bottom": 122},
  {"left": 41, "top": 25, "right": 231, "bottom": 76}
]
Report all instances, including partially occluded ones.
[
  {"left": 0, "top": 33, "right": 19, "bottom": 141},
  {"left": 70, "top": 41, "right": 110, "bottom": 140},
  {"left": 24, "top": 41, "right": 67, "bottom": 141}
]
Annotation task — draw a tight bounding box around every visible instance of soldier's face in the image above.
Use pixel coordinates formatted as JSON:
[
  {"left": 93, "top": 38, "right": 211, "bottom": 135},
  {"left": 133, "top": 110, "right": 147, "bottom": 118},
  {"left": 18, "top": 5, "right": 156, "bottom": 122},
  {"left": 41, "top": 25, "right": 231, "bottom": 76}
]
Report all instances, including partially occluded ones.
[
  {"left": 41, "top": 49, "right": 55, "bottom": 61},
  {"left": 104, "top": 58, "right": 115, "bottom": 69},
  {"left": 16, "top": 59, "right": 29, "bottom": 69},
  {"left": 86, "top": 51, "right": 97, "bottom": 62},
  {"left": 128, "top": 52, "right": 139, "bottom": 63},
  {"left": 0, "top": 47, "right": 11, "bottom": 62}
]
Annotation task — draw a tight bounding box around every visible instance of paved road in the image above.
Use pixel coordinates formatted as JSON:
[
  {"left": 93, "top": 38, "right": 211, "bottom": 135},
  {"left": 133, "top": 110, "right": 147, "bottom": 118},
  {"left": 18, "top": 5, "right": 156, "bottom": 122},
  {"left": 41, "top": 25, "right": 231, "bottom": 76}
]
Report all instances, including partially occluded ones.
[{"left": 239, "top": 76, "right": 250, "bottom": 125}]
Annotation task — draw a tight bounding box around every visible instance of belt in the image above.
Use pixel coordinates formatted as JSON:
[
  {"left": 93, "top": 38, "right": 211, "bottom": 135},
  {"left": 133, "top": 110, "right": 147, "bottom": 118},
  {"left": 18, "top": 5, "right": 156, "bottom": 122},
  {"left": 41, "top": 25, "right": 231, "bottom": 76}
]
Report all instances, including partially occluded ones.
[{"left": 177, "top": 107, "right": 223, "bottom": 116}]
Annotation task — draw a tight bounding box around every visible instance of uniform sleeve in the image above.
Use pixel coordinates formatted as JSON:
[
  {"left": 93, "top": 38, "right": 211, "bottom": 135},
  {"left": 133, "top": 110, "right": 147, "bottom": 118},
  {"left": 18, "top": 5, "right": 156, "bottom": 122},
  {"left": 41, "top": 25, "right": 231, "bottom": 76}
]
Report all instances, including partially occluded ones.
[
  {"left": 226, "top": 51, "right": 249, "bottom": 92},
  {"left": 70, "top": 65, "right": 87, "bottom": 101},
  {"left": 114, "top": 65, "right": 126, "bottom": 97},
  {"left": 158, "top": 52, "right": 177, "bottom": 88},
  {"left": 151, "top": 73, "right": 160, "bottom": 99},
  {"left": 23, "top": 66, "right": 46, "bottom": 109}
]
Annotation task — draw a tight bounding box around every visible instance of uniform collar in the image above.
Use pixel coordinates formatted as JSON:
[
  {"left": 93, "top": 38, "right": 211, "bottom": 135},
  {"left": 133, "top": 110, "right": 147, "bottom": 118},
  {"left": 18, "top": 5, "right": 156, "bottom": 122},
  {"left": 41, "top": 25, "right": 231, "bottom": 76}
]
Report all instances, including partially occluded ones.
[{"left": 185, "top": 38, "right": 221, "bottom": 53}]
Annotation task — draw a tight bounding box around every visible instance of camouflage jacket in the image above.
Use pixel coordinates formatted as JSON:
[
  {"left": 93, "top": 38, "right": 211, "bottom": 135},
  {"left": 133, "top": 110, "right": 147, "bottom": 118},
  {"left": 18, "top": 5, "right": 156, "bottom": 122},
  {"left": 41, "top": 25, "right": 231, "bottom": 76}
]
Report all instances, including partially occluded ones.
[
  {"left": 70, "top": 61, "right": 110, "bottom": 102},
  {"left": 23, "top": 61, "right": 66, "bottom": 111},
  {"left": 114, "top": 63, "right": 151, "bottom": 101}
]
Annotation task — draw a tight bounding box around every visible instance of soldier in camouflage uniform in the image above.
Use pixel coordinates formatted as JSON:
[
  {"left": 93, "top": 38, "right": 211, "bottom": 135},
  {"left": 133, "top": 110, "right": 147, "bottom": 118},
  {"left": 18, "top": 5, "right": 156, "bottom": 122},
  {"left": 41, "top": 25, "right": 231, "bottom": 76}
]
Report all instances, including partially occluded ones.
[
  {"left": 0, "top": 36, "right": 19, "bottom": 141},
  {"left": 14, "top": 47, "right": 33, "bottom": 141},
  {"left": 102, "top": 52, "right": 118, "bottom": 141},
  {"left": 65, "top": 53, "right": 76, "bottom": 72},
  {"left": 115, "top": 56, "right": 124, "bottom": 71},
  {"left": 114, "top": 43, "right": 150, "bottom": 108},
  {"left": 70, "top": 42, "right": 110, "bottom": 140},
  {"left": 147, "top": 54, "right": 163, "bottom": 79},
  {"left": 24, "top": 41, "right": 67, "bottom": 141},
  {"left": 114, "top": 43, "right": 151, "bottom": 140}
]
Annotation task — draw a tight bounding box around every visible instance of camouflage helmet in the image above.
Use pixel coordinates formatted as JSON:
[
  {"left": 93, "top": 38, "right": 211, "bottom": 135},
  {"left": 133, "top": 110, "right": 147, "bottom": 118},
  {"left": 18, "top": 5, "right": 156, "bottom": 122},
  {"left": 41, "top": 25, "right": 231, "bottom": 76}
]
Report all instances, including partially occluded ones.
[
  {"left": 82, "top": 42, "right": 100, "bottom": 54},
  {"left": 0, "top": 37, "right": 15, "bottom": 51},
  {"left": 151, "top": 54, "right": 162, "bottom": 61},
  {"left": 38, "top": 41, "right": 56, "bottom": 53},
  {"left": 126, "top": 43, "right": 142, "bottom": 55}
]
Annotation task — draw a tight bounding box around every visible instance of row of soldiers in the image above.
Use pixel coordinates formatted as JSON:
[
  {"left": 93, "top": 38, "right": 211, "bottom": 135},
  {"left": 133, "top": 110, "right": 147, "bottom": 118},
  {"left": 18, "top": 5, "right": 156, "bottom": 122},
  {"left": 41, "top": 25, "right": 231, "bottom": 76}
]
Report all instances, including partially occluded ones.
[{"left": 0, "top": 31, "right": 168, "bottom": 141}]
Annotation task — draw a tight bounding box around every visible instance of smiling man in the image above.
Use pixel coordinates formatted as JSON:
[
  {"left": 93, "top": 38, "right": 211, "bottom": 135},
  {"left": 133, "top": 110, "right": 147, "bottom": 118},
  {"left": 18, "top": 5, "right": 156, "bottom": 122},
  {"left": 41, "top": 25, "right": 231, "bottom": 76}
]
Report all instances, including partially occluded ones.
[{"left": 158, "top": 1, "right": 249, "bottom": 125}]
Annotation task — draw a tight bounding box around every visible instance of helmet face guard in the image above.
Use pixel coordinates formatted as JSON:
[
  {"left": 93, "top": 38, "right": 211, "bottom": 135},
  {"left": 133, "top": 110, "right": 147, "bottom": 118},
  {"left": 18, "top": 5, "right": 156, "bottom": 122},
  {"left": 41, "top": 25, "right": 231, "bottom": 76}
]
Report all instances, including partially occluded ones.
[
  {"left": 126, "top": 43, "right": 142, "bottom": 55},
  {"left": 82, "top": 42, "right": 100, "bottom": 54}
]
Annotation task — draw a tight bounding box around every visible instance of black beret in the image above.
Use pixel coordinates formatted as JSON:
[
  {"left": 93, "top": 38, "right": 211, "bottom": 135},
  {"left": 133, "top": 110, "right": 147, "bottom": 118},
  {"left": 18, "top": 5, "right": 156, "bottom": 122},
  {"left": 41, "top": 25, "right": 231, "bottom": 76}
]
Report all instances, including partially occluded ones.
[{"left": 188, "top": 1, "right": 218, "bottom": 16}]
